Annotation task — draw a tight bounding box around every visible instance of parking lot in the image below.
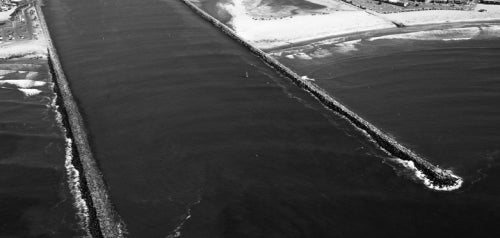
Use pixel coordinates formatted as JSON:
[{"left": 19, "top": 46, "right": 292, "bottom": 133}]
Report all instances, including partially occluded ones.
[{"left": 0, "top": 6, "right": 35, "bottom": 43}]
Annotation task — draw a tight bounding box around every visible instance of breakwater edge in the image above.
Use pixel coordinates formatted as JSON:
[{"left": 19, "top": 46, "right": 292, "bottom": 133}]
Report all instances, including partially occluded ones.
[
  {"left": 180, "top": 0, "right": 463, "bottom": 191},
  {"left": 35, "top": 1, "right": 126, "bottom": 236}
]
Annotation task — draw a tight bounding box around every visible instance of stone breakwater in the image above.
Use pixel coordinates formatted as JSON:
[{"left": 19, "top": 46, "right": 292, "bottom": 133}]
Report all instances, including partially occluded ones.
[
  {"left": 180, "top": 0, "right": 463, "bottom": 191},
  {"left": 36, "top": 2, "right": 126, "bottom": 237}
]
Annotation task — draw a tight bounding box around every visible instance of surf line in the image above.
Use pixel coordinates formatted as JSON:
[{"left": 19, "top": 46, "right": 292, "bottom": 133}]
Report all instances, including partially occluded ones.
[
  {"left": 180, "top": 0, "right": 463, "bottom": 191},
  {"left": 36, "top": 2, "right": 126, "bottom": 237}
]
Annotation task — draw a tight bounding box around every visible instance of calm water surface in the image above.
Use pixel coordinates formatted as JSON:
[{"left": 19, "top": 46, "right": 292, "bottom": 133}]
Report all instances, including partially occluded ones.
[
  {"left": 274, "top": 30, "right": 500, "bottom": 185},
  {"left": 43, "top": 0, "right": 500, "bottom": 237}
]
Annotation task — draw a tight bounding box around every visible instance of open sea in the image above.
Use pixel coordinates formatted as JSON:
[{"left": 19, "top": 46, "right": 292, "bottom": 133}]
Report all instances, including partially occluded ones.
[{"left": 18, "top": 0, "right": 499, "bottom": 237}]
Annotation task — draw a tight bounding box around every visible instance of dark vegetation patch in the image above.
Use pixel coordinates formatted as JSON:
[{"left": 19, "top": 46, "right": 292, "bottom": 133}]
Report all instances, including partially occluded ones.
[{"left": 258, "top": 0, "right": 326, "bottom": 10}]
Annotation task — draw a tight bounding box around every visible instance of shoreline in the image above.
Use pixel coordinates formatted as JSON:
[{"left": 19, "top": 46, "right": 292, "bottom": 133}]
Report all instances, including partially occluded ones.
[
  {"left": 260, "top": 14, "right": 500, "bottom": 51},
  {"left": 181, "top": 0, "right": 463, "bottom": 191},
  {"left": 266, "top": 18, "right": 500, "bottom": 52},
  {"left": 34, "top": 1, "right": 126, "bottom": 237},
  {"left": 217, "top": 0, "right": 500, "bottom": 50}
]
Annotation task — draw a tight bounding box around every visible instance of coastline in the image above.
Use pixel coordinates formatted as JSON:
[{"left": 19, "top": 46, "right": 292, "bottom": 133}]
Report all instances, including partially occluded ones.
[
  {"left": 34, "top": 1, "right": 126, "bottom": 237},
  {"left": 219, "top": 0, "right": 396, "bottom": 50},
  {"left": 385, "top": 4, "right": 500, "bottom": 26},
  {"left": 266, "top": 19, "right": 500, "bottom": 54},
  {"left": 216, "top": 0, "right": 500, "bottom": 50},
  {"left": 0, "top": 2, "right": 94, "bottom": 236},
  {"left": 181, "top": 0, "right": 463, "bottom": 191}
]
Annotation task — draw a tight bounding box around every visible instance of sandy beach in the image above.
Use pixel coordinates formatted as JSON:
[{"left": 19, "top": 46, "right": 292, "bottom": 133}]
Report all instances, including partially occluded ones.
[
  {"left": 220, "top": 0, "right": 396, "bottom": 49},
  {"left": 0, "top": 3, "right": 49, "bottom": 98},
  {"left": 217, "top": 0, "right": 500, "bottom": 50},
  {"left": 0, "top": 8, "right": 15, "bottom": 23},
  {"left": 0, "top": 40, "right": 47, "bottom": 59},
  {"left": 385, "top": 4, "right": 500, "bottom": 26}
]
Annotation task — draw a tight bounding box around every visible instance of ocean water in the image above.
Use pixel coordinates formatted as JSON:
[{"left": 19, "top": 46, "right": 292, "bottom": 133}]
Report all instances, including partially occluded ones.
[
  {"left": 272, "top": 26, "right": 500, "bottom": 188},
  {"left": 0, "top": 57, "right": 82, "bottom": 237},
  {"left": 43, "top": 0, "right": 500, "bottom": 237}
]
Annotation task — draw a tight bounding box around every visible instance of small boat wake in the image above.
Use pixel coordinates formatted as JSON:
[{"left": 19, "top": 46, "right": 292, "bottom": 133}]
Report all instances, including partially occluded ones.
[{"left": 166, "top": 195, "right": 202, "bottom": 238}]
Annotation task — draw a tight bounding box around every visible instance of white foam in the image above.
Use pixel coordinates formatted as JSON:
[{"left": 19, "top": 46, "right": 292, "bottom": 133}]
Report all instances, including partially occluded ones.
[
  {"left": 301, "top": 75, "right": 315, "bottom": 81},
  {"left": 185, "top": 0, "right": 463, "bottom": 192},
  {"left": 483, "top": 24, "right": 500, "bottom": 31},
  {"left": 335, "top": 39, "right": 361, "bottom": 53},
  {"left": 481, "top": 24, "right": 500, "bottom": 36},
  {"left": 295, "top": 52, "right": 313, "bottom": 60},
  {"left": 442, "top": 37, "right": 474, "bottom": 41},
  {"left": 64, "top": 138, "right": 91, "bottom": 237},
  {"left": 0, "top": 42, "right": 47, "bottom": 59},
  {"left": 369, "top": 27, "right": 481, "bottom": 42},
  {"left": 337, "top": 113, "right": 463, "bottom": 192},
  {"left": 309, "top": 48, "right": 333, "bottom": 58},
  {"left": 389, "top": 158, "right": 463, "bottom": 191},
  {"left": 0, "top": 64, "right": 42, "bottom": 71},
  {"left": 51, "top": 92, "right": 91, "bottom": 237},
  {"left": 18, "top": 88, "right": 42, "bottom": 96},
  {"left": 269, "top": 52, "right": 283, "bottom": 57},
  {"left": 0, "top": 70, "right": 16, "bottom": 76},
  {"left": 273, "top": 38, "right": 361, "bottom": 60},
  {"left": 26, "top": 72, "right": 39, "bottom": 80},
  {"left": 0, "top": 79, "right": 46, "bottom": 88}
]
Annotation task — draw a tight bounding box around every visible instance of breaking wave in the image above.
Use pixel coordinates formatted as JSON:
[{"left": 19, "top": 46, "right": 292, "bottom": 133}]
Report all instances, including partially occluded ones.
[
  {"left": 26, "top": 72, "right": 39, "bottom": 80},
  {"left": 0, "top": 78, "right": 47, "bottom": 96},
  {"left": 334, "top": 39, "right": 361, "bottom": 53},
  {"left": 0, "top": 69, "right": 16, "bottom": 76},
  {"left": 182, "top": 0, "right": 463, "bottom": 191},
  {"left": 271, "top": 37, "right": 361, "bottom": 60},
  {"left": 18, "top": 88, "right": 42, "bottom": 96},
  {"left": 480, "top": 24, "right": 500, "bottom": 36},
  {"left": 385, "top": 157, "right": 463, "bottom": 191},
  {"left": 52, "top": 89, "right": 91, "bottom": 237},
  {"left": 0, "top": 79, "right": 47, "bottom": 88},
  {"left": 309, "top": 48, "right": 332, "bottom": 58},
  {"left": 0, "top": 64, "right": 42, "bottom": 71},
  {"left": 276, "top": 39, "right": 361, "bottom": 60}
]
